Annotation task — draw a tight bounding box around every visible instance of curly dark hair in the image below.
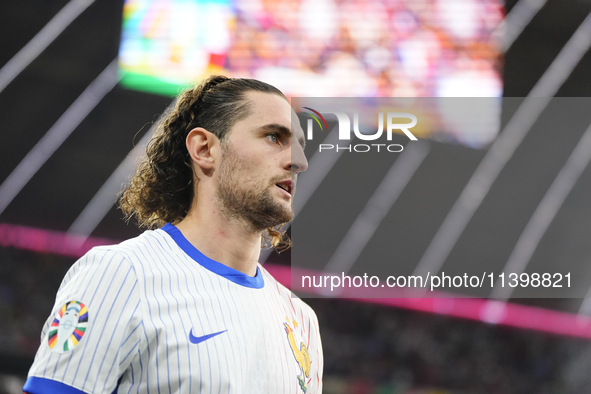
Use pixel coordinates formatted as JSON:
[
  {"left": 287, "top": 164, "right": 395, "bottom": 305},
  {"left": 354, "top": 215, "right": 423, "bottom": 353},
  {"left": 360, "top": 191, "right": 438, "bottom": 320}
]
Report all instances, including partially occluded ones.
[{"left": 119, "top": 75, "right": 291, "bottom": 250}]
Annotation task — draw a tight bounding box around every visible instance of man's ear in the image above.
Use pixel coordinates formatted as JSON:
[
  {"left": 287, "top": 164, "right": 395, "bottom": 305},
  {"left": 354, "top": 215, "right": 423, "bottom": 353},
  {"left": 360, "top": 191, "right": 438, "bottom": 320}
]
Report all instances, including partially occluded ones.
[{"left": 186, "top": 127, "right": 219, "bottom": 170}]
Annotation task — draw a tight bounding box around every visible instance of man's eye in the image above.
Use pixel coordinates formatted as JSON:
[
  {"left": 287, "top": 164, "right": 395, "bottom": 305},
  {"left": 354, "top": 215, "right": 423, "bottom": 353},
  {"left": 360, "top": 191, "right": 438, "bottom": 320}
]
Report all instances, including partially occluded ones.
[{"left": 266, "top": 134, "right": 278, "bottom": 144}]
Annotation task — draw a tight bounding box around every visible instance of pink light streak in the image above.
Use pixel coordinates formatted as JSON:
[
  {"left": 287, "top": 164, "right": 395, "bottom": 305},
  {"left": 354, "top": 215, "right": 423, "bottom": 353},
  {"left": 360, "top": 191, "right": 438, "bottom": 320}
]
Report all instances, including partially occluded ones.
[
  {"left": 2, "top": 222, "right": 590, "bottom": 339},
  {"left": 0, "top": 223, "right": 117, "bottom": 258}
]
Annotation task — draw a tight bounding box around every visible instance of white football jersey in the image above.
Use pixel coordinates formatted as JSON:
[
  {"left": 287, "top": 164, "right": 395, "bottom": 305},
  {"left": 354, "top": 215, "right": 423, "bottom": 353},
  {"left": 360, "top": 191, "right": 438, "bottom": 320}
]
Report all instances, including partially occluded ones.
[{"left": 24, "top": 223, "right": 323, "bottom": 394}]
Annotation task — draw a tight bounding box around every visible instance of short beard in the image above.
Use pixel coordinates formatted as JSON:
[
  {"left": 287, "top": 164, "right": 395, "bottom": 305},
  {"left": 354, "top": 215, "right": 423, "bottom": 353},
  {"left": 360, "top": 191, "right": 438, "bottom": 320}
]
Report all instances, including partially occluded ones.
[{"left": 216, "top": 144, "right": 293, "bottom": 232}]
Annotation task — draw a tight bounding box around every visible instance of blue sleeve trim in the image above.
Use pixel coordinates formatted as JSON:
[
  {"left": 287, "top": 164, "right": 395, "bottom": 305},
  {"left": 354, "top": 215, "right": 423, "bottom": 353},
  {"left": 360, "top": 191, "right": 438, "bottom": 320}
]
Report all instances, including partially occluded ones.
[
  {"left": 161, "top": 223, "right": 265, "bottom": 289},
  {"left": 23, "top": 377, "right": 87, "bottom": 394}
]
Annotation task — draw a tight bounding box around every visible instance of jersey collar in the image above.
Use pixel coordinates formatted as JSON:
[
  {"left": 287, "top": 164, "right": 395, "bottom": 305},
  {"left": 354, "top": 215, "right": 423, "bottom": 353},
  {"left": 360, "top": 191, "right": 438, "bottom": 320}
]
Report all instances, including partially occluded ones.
[{"left": 161, "top": 223, "right": 265, "bottom": 289}]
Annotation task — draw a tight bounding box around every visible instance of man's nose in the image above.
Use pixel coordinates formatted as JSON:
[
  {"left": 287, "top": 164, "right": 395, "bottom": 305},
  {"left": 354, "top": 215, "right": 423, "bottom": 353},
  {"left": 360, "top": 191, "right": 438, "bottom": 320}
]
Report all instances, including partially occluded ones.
[{"left": 289, "top": 143, "right": 308, "bottom": 174}]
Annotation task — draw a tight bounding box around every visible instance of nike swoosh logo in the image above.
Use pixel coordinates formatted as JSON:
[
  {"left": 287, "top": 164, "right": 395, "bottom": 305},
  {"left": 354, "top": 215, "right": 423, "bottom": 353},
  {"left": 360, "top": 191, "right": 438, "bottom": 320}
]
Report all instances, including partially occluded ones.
[{"left": 189, "top": 329, "right": 227, "bottom": 345}]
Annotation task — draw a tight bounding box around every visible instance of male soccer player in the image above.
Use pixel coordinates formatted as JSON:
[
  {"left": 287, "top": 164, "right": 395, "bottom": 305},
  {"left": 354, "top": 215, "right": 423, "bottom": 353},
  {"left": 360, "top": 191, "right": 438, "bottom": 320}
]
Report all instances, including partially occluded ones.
[{"left": 23, "top": 76, "right": 323, "bottom": 393}]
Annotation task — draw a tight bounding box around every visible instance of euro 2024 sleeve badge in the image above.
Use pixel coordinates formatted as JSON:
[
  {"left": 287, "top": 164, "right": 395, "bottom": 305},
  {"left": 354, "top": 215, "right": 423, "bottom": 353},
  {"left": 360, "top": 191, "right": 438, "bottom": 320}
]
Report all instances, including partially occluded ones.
[{"left": 48, "top": 301, "right": 88, "bottom": 353}]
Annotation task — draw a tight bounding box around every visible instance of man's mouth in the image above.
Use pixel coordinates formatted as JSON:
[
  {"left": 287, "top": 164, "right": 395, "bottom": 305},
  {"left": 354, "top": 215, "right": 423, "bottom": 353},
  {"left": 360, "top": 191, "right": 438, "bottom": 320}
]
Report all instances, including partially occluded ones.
[{"left": 275, "top": 181, "right": 293, "bottom": 195}]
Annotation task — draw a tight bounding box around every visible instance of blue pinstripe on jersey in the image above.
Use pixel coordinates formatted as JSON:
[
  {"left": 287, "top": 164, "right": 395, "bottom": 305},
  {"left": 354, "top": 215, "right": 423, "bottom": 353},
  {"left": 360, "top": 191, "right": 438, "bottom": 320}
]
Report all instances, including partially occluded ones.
[
  {"left": 72, "top": 254, "right": 125, "bottom": 387},
  {"left": 159, "top": 234, "right": 195, "bottom": 394},
  {"left": 91, "top": 268, "right": 134, "bottom": 392},
  {"left": 146, "top": 235, "right": 184, "bottom": 392},
  {"left": 136, "top": 242, "right": 174, "bottom": 394},
  {"left": 101, "top": 285, "right": 141, "bottom": 392}
]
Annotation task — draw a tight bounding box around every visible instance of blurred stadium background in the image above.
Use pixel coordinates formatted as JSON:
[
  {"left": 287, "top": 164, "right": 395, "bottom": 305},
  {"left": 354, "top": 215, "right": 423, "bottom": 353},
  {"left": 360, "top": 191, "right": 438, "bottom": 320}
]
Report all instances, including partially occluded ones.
[{"left": 2, "top": 0, "right": 591, "bottom": 393}]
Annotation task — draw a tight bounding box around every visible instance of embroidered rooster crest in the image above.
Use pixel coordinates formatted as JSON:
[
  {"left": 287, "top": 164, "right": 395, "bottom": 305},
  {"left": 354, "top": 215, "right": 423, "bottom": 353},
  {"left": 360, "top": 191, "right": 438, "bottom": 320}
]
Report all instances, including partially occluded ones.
[{"left": 284, "top": 321, "right": 311, "bottom": 393}]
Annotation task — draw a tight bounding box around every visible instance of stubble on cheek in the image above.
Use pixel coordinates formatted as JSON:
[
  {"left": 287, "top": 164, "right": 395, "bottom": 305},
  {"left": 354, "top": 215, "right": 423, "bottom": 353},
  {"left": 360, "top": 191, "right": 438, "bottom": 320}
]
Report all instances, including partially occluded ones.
[{"left": 215, "top": 145, "right": 292, "bottom": 231}]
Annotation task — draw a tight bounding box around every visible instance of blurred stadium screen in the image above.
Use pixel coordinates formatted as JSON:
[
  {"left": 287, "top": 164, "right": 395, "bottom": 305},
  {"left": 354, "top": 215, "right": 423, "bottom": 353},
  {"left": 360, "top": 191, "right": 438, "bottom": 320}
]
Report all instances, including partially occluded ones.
[{"left": 118, "top": 0, "right": 504, "bottom": 99}]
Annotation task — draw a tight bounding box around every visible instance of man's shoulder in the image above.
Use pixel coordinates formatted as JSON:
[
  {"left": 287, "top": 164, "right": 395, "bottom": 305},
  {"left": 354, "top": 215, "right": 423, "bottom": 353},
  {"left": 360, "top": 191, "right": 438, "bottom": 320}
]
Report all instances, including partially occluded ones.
[
  {"left": 259, "top": 264, "right": 319, "bottom": 319},
  {"left": 62, "top": 227, "right": 177, "bottom": 291},
  {"left": 83, "top": 227, "right": 173, "bottom": 263}
]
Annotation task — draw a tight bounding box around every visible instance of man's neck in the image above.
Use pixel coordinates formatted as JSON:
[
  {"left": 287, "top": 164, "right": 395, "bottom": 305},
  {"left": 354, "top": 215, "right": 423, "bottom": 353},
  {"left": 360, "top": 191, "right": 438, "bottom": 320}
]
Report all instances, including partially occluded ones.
[{"left": 175, "top": 206, "right": 262, "bottom": 277}]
